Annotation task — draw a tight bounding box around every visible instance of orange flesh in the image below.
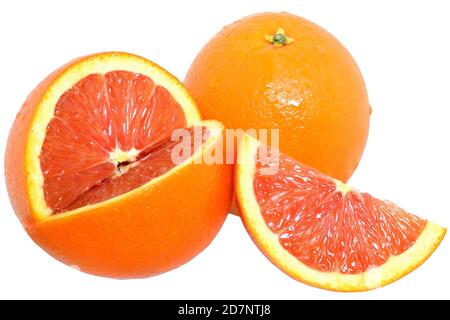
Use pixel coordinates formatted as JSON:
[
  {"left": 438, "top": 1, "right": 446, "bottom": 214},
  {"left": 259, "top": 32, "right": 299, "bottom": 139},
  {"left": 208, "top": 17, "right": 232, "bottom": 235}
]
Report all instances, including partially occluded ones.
[
  {"left": 254, "top": 148, "right": 426, "bottom": 274},
  {"left": 40, "top": 71, "right": 190, "bottom": 213}
]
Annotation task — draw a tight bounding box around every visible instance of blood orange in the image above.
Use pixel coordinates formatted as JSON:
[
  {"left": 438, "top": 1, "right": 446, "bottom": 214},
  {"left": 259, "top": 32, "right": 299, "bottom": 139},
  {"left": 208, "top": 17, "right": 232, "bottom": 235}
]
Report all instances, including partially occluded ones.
[
  {"left": 185, "top": 12, "right": 371, "bottom": 183},
  {"left": 236, "top": 134, "right": 445, "bottom": 291},
  {"left": 5, "top": 52, "right": 233, "bottom": 278}
]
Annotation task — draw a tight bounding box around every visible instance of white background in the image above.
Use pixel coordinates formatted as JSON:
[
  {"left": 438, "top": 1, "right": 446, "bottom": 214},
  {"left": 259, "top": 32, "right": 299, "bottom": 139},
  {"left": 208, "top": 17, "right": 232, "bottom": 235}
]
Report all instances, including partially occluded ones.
[{"left": 0, "top": 0, "right": 449, "bottom": 299}]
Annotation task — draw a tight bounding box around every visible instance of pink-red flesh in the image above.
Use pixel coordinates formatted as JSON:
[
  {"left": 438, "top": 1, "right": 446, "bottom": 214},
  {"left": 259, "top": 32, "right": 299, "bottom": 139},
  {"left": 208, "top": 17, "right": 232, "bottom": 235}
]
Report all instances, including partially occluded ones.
[
  {"left": 254, "top": 148, "right": 426, "bottom": 274},
  {"left": 40, "top": 71, "right": 192, "bottom": 213}
]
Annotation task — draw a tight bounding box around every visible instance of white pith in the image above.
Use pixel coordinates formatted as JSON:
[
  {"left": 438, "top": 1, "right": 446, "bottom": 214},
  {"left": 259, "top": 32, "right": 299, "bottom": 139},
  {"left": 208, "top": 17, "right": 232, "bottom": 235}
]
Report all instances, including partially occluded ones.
[{"left": 110, "top": 147, "right": 139, "bottom": 164}]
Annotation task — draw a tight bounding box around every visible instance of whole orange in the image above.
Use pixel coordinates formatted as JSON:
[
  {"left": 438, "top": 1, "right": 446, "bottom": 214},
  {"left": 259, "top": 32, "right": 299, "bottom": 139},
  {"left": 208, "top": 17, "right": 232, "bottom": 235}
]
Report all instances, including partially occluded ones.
[{"left": 185, "top": 12, "right": 371, "bottom": 182}]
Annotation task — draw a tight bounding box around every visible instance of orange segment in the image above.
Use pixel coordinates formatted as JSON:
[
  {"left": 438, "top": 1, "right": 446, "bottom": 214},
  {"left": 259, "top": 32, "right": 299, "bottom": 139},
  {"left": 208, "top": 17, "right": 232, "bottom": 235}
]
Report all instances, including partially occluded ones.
[
  {"left": 236, "top": 134, "right": 446, "bottom": 291},
  {"left": 255, "top": 153, "right": 427, "bottom": 274}
]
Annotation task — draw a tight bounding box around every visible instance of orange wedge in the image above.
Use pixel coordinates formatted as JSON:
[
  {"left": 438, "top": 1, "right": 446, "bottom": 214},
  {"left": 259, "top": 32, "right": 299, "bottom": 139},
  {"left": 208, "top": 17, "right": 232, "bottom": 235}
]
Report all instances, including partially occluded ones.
[{"left": 236, "top": 134, "right": 445, "bottom": 291}]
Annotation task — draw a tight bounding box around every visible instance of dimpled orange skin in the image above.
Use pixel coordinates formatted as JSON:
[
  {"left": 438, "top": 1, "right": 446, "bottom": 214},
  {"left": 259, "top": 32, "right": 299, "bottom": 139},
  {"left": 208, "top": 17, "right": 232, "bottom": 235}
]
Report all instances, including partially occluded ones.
[
  {"left": 185, "top": 12, "right": 371, "bottom": 182},
  {"left": 31, "top": 159, "right": 233, "bottom": 278},
  {"left": 5, "top": 52, "right": 233, "bottom": 278}
]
